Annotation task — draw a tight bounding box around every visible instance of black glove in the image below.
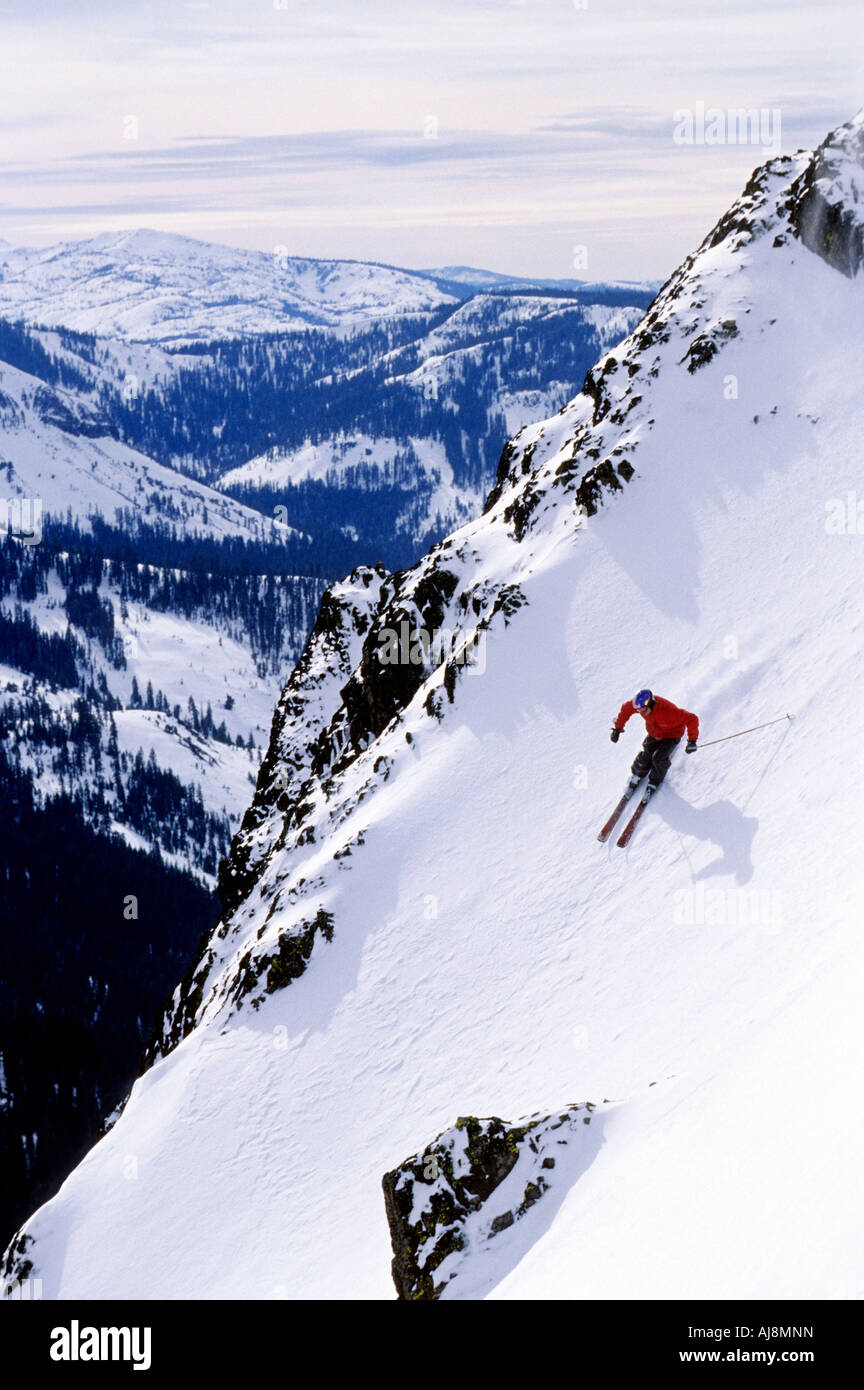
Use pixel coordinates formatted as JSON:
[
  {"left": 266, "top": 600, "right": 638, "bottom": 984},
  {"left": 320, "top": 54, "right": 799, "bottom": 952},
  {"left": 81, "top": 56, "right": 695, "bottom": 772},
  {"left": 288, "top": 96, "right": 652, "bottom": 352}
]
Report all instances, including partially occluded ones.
[
  {"left": 686, "top": 739, "right": 697, "bottom": 754},
  {"left": 610, "top": 727, "right": 621, "bottom": 743}
]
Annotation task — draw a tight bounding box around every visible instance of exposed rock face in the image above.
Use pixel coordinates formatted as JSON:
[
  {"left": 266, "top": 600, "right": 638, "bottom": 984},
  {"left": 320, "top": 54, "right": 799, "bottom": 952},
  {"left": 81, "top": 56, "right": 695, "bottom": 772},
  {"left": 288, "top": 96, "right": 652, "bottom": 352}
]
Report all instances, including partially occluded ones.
[
  {"left": 218, "top": 564, "right": 387, "bottom": 919},
  {"left": 150, "top": 540, "right": 528, "bottom": 1058},
  {"left": 1, "top": 1232, "right": 34, "bottom": 1296},
  {"left": 311, "top": 564, "right": 462, "bottom": 775},
  {"left": 382, "top": 1104, "right": 603, "bottom": 1300},
  {"left": 786, "top": 114, "right": 864, "bottom": 277}
]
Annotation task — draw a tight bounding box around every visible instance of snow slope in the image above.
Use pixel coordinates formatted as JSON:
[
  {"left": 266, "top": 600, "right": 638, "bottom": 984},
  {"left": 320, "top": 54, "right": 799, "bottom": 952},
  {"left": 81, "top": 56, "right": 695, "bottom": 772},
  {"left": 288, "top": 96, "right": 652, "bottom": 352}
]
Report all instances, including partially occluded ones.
[
  {"left": 0, "top": 230, "right": 456, "bottom": 345},
  {"left": 217, "top": 434, "right": 488, "bottom": 543},
  {"left": 0, "top": 352, "right": 302, "bottom": 545},
  {"left": 218, "top": 434, "right": 450, "bottom": 491},
  {"left": 385, "top": 296, "right": 639, "bottom": 399},
  {"left": 5, "top": 114, "right": 864, "bottom": 1302}
]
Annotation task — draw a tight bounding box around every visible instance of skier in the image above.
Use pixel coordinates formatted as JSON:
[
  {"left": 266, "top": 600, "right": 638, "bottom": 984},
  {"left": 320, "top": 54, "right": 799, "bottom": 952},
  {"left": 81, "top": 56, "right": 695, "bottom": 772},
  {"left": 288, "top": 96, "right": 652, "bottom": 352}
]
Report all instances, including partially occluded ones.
[{"left": 610, "top": 688, "right": 699, "bottom": 798}]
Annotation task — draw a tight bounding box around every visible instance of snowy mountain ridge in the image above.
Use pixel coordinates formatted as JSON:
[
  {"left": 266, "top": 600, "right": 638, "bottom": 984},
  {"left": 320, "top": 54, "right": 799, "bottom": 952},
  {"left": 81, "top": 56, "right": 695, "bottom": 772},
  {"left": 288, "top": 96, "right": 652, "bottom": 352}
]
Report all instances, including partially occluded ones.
[
  {"left": 0, "top": 230, "right": 458, "bottom": 345},
  {"left": 0, "top": 343, "right": 303, "bottom": 546},
  {"left": 5, "top": 112, "right": 864, "bottom": 1301},
  {"left": 0, "top": 227, "right": 659, "bottom": 349}
]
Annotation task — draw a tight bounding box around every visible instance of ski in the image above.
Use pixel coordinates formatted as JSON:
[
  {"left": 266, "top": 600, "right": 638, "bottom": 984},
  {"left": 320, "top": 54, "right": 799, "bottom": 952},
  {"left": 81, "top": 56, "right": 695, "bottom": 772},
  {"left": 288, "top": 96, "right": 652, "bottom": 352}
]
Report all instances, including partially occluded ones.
[
  {"left": 616, "top": 788, "right": 654, "bottom": 848},
  {"left": 597, "top": 780, "right": 642, "bottom": 842}
]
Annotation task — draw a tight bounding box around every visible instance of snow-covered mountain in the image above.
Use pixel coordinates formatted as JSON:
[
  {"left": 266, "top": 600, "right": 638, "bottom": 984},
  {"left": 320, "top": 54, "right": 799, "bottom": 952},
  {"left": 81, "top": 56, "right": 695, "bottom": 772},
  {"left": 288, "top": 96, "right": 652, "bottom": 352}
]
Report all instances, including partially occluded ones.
[
  {"left": 0, "top": 285, "right": 645, "bottom": 847},
  {"left": 0, "top": 271, "right": 651, "bottom": 558},
  {"left": 0, "top": 316, "right": 323, "bottom": 852},
  {"left": 0, "top": 555, "right": 321, "bottom": 872},
  {"left": 7, "top": 111, "right": 864, "bottom": 1302},
  {"left": 0, "top": 230, "right": 458, "bottom": 346},
  {"left": 0, "top": 314, "right": 320, "bottom": 857},
  {"left": 0, "top": 347, "right": 302, "bottom": 546},
  {"left": 0, "top": 249, "right": 649, "bottom": 1251},
  {"left": 0, "top": 227, "right": 658, "bottom": 350}
]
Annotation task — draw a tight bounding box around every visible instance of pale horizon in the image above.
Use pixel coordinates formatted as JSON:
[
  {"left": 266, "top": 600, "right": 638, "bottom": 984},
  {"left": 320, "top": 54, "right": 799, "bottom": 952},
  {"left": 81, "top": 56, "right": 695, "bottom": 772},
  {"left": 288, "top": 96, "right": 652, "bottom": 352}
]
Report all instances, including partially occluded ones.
[{"left": 1, "top": 0, "right": 862, "bottom": 281}]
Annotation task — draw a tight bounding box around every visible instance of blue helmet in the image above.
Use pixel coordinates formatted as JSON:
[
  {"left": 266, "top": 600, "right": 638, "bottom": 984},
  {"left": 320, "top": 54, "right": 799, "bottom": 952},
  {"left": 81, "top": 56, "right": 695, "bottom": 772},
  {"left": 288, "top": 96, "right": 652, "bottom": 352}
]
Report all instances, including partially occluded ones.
[{"left": 633, "top": 688, "right": 653, "bottom": 709}]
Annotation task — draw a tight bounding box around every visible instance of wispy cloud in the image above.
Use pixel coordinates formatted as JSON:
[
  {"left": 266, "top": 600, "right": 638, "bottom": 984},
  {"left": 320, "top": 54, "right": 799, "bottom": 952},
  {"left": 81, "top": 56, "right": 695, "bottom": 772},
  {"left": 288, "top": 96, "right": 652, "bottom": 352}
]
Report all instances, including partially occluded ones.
[{"left": 0, "top": 0, "right": 860, "bottom": 277}]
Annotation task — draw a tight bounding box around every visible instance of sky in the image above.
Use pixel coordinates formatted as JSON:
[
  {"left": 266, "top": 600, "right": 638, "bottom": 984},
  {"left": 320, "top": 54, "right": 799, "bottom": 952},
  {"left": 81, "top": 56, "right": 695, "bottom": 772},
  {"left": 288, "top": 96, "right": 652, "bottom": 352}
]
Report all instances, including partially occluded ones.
[{"left": 0, "top": 0, "right": 862, "bottom": 281}]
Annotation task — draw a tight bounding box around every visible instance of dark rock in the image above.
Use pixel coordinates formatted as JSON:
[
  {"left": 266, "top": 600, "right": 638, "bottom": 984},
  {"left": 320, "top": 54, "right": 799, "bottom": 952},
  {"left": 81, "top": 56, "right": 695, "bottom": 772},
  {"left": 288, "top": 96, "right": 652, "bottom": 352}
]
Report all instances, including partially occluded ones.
[
  {"left": 382, "top": 1104, "right": 595, "bottom": 1299},
  {"left": 787, "top": 120, "right": 864, "bottom": 277}
]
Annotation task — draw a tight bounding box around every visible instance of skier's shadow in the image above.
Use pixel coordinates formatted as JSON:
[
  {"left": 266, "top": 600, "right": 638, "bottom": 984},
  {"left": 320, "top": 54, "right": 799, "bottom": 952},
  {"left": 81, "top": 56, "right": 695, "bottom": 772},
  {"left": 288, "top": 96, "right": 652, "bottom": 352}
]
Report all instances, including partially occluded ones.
[{"left": 659, "top": 786, "right": 758, "bottom": 884}]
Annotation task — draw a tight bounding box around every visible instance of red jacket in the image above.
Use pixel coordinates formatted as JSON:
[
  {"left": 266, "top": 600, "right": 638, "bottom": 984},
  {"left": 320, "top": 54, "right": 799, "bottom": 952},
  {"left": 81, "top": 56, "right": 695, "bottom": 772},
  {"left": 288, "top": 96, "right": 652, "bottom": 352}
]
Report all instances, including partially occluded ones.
[{"left": 615, "top": 695, "right": 699, "bottom": 742}]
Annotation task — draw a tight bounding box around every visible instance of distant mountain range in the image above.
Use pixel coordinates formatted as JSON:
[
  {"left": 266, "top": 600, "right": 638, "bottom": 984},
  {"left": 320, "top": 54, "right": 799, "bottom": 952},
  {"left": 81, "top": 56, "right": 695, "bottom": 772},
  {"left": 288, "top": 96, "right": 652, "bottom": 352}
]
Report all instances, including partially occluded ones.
[{"left": 0, "top": 229, "right": 660, "bottom": 347}]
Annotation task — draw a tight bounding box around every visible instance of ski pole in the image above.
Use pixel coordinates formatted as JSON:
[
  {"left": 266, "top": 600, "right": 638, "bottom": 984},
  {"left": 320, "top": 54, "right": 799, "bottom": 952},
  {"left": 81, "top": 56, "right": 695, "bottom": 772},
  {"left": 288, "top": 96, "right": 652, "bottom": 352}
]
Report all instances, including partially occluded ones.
[{"left": 698, "top": 713, "right": 792, "bottom": 748}]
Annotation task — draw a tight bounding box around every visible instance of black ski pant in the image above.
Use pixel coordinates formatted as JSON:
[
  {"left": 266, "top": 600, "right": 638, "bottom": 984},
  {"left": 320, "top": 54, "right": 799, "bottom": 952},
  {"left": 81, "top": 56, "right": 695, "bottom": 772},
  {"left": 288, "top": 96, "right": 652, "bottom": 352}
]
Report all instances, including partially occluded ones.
[{"left": 631, "top": 735, "right": 680, "bottom": 789}]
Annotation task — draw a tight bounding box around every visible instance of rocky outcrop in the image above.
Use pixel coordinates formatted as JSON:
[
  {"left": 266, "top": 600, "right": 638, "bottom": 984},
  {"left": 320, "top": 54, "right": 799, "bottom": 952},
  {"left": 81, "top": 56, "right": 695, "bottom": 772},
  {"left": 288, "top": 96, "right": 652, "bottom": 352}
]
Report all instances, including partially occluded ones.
[
  {"left": 382, "top": 1103, "right": 603, "bottom": 1300},
  {"left": 1, "top": 1232, "right": 34, "bottom": 1297},
  {"left": 786, "top": 114, "right": 864, "bottom": 277},
  {"left": 217, "top": 564, "right": 387, "bottom": 920},
  {"left": 310, "top": 564, "right": 462, "bottom": 775},
  {"left": 152, "top": 529, "right": 529, "bottom": 1056}
]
